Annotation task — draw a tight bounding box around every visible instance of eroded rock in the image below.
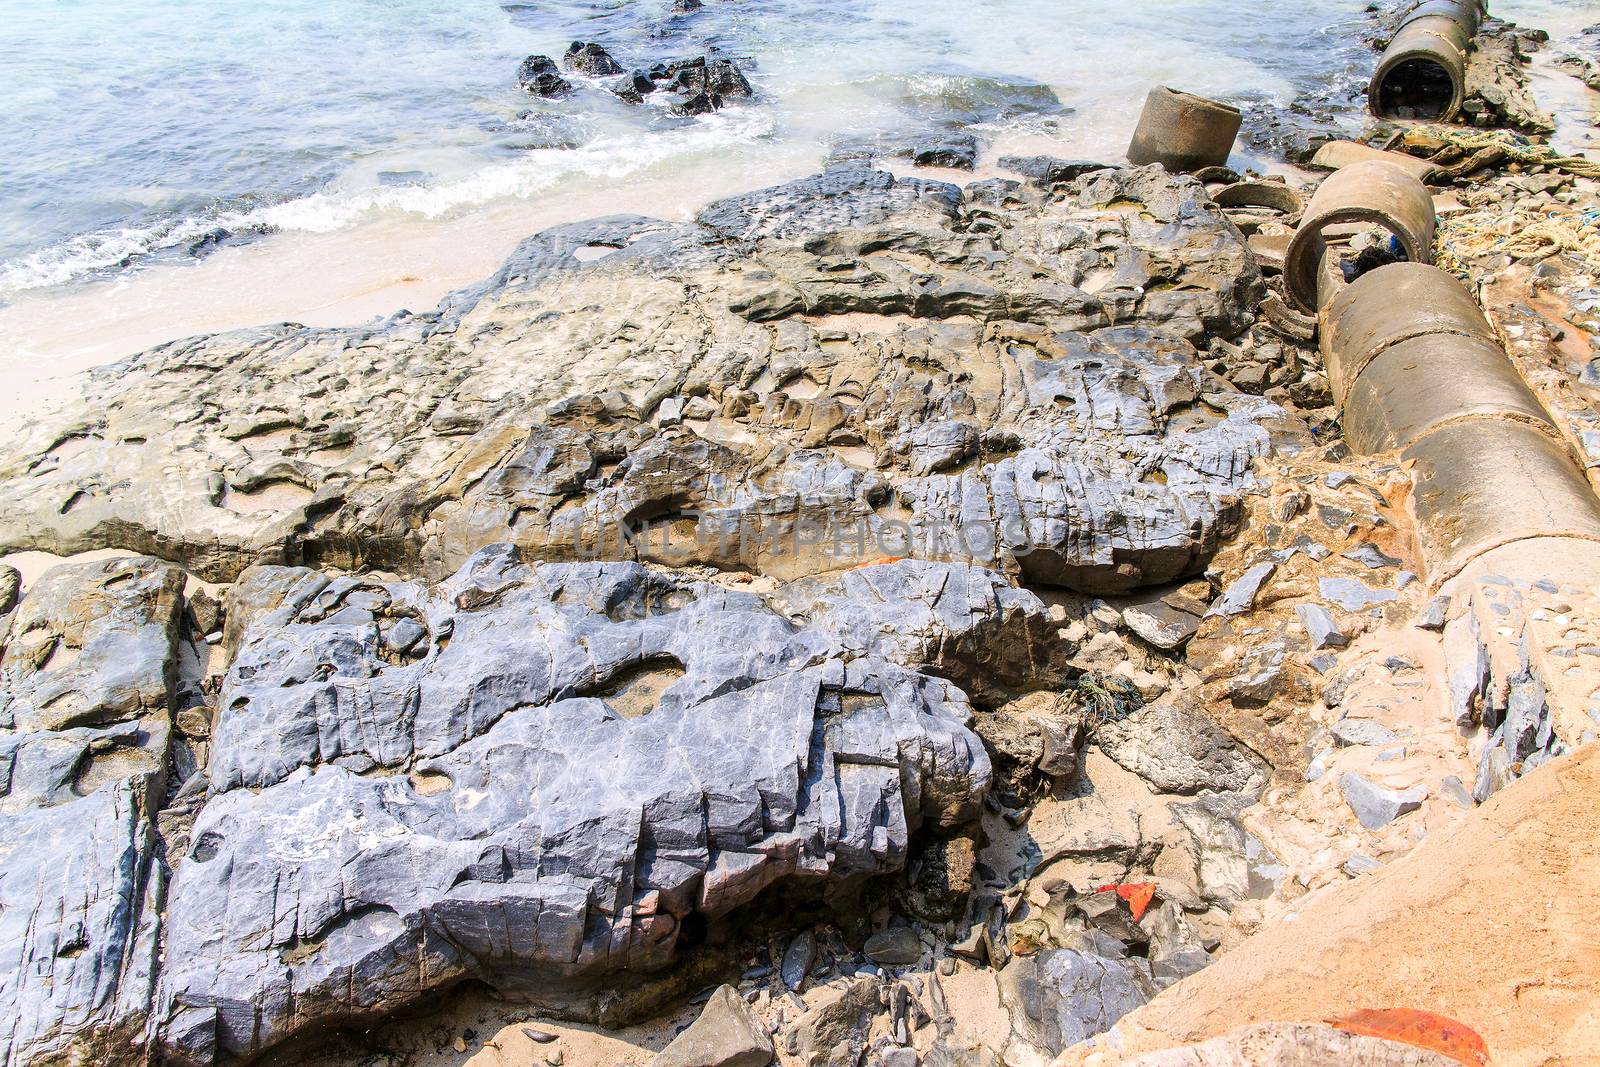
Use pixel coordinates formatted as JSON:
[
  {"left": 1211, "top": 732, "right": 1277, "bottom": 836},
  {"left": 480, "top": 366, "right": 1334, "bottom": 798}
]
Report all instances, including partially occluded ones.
[
  {"left": 0, "top": 558, "right": 184, "bottom": 1067},
  {"left": 154, "top": 546, "right": 989, "bottom": 1063},
  {"left": 0, "top": 166, "right": 1285, "bottom": 598}
]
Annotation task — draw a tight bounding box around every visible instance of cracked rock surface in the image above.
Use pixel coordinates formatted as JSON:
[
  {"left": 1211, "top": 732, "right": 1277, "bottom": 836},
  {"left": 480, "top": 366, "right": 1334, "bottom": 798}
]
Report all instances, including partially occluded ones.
[
  {"left": 0, "top": 165, "right": 1287, "bottom": 595},
  {"left": 0, "top": 558, "right": 184, "bottom": 1067},
  {"left": 157, "top": 546, "right": 992, "bottom": 1064}
]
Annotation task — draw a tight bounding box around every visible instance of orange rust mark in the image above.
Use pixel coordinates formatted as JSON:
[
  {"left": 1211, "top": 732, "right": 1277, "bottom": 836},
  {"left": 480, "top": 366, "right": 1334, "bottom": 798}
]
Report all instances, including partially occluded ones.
[{"left": 848, "top": 555, "right": 907, "bottom": 571}]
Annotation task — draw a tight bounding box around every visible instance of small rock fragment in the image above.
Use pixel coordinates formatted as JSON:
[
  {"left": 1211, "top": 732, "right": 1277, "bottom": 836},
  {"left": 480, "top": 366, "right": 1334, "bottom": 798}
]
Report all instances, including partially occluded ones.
[
  {"left": 1441, "top": 774, "right": 1475, "bottom": 809},
  {"left": 1339, "top": 772, "right": 1427, "bottom": 830},
  {"left": 781, "top": 930, "right": 816, "bottom": 992},
  {"left": 1211, "top": 562, "right": 1276, "bottom": 617},
  {"left": 1296, "top": 602, "right": 1347, "bottom": 650},
  {"left": 864, "top": 927, "right": 922, "bottom": 967},
  {"left": 1416, "top": 595, "right": 1450, "bottom": 632},
  {"left": 1331, "top": 718, "right": 1397, "bottom": 748}
]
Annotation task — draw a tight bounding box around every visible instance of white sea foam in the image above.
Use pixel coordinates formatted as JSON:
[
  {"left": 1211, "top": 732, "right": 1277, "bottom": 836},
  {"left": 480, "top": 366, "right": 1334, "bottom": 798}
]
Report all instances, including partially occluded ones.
[{"left": 0, "top": 107, "right": 777, "bottom": 295}]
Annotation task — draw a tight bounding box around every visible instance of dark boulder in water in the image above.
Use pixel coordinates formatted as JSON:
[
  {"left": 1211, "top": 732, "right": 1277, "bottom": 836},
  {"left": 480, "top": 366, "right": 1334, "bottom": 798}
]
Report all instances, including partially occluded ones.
[
  {"left": 517, "top": 54, "right": 572, "bottom": 97},
  {"left": 706, "top": 58, "right": 754, "bottom": 97},
  {"left": 674, "top": 0, "right": 703, "bottom": 11},
  {"left": 672, "top": 89, "right": 722, "bottom": 116},
  {"left": 652, "top": 56, "right": 753, "bottom": 98},
  {"left": 610, "top": 69, "right": 656, "bottom": 104},
  {"left": 909, "top": 131, "right": 979, "bottom": 170},
  {"left": 564, "top": 40, "right": 624, "bottom": 77},
  {"left": 651, "top": 55, "right": 754, "bottom": 115}
]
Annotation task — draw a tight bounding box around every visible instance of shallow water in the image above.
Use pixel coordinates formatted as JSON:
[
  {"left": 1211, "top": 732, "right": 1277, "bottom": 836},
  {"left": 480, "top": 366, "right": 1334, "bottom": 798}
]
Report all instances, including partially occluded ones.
[{"left": 0, "top": 0, "right": 1379, "bottom": 298}]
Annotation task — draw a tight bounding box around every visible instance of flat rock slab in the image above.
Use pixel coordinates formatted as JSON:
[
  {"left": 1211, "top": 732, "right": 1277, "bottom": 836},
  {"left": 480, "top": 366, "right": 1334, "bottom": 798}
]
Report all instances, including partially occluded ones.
[
  {"left": 155, "top": 545, "right": 990, "bottom": 1064},
  {"left": 0, "top": 165, "right": 1291, "bottom": 595},
  {"left": 1320, "top": 578, "right": 1398, "bottom": 613}
]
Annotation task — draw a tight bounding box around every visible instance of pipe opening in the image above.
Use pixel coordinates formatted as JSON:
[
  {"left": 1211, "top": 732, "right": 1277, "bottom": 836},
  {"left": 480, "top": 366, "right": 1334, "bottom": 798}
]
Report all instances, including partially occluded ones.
[
  {"left": 1375, "top": 57, "right": 1457, "bottom": 119},
  {"left": 1339, "top": 228, "right": 1412, "bottom": 284}
]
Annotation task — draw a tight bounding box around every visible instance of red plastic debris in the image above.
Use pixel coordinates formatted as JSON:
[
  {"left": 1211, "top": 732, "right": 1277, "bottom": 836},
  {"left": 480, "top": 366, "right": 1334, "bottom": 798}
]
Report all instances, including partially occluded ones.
[
  {"left": 1094, "top": 882, "right": 1157, "bottom": 922},
  {"left": 1329, "top": 1008, "right": 1489, "bottom": 1067}
]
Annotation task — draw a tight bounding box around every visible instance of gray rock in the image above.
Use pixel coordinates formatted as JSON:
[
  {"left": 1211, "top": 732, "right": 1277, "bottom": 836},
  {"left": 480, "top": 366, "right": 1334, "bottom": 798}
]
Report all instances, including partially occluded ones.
[
  {"left": 784, "top": 975, "right": 884, "bottom": 1067},
  {"left": 781, "top": 930, "right": 816, "bottom": 993},
  {"left": 653, "top": 985, "right": 773, "bottom": 1067},
  {"left": 863, "top": 927, "right": 922, "bottom": 967},
  {"left": 1341, "top": 542, "right": 1401, "bottom": 570},
  {"left": 154, "top": 547, "right": 990, "bottom": 1063},
  {"left": 1416, "top": 594, "right": 1450, "bottom": 632},
  {"left": 772, "top": 560, "right": 1071, "bottom": 705},
  {"left": 1227, "top": 640, "right": 1290, "bottom": 708},
  {"left": 1440, "top": 774, "right": 1474, "bottom": 809},
  {"left": 1210, "top": 563, "right": 1276, "bottom": 617},
  {"left": 997, "top": 156, "right": 1113, "bottom": 184},
  {"left": 563, "top": 41, "right": 623, "bottom": 77},
  {"left": 0, "top": 557, "right": 184, "bottom": 1067},
  {"left": 1338, "top": 773, "right": 1428, "bottom": 830},
  {"left": 1343, "top": 851, "right": 1382, "bottom": 876},
  {"left": 1094, "top": 698, "right": 1266, "bottom": 796},
  {"left": 1474, "top": 740, "right": 1514, "bottom": 803},
  {"left": 1169, "top": 796, "right": 1252, "bottom": 907},
  {"left": 1296, "top": 602, "right": 1346, "bottom": 650},
  {"left": 0, "top": 167, "right": 1282, "bottom": 597},
  {"left": 1319, "top": 577, "right": 1398, "bottom": 613},
  {"left": 0, "top": 563, "right": 17, "bottom": 615},
  {"left": 1118, "top": 589, "right": 1206, "bottom": 651},
  {"left": 1330, "top": 718, "right": 1398, "bottom": 748},
  {"left": 518, "top": 55, "right": 571, "bottom": 97},
  {"left": 999, "top": 948, "right": 1154, "bottom": 1057},
  {"left": 904, "top": 420, "right": 978, "bottom": 475}
]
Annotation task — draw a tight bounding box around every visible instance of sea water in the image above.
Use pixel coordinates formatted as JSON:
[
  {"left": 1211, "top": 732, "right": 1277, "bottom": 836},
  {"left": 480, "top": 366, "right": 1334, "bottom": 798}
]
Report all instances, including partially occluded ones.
[
  {"left": 0, "top": 0, "right": 1591, "bottom": 370},
  {"left": 0, "top": 0, "right": 1385, "bottom": 297}
]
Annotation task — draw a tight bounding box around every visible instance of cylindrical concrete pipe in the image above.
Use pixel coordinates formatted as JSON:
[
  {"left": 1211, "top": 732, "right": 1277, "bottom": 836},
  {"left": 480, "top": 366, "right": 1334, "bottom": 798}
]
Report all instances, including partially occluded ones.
[
  {"left": 1319, "top": 261, "right": 1497, "bottom": 405},
  {"left": 1285, "top": 160, "right": 1437, "bottom": 312},
  {"left": 1405, "top": 419, "right": 1600, "bottom": 582},
  {"left": 1316, "top": 260, "right": 1600, "bottom": 585},
  {"left": 1126, "top": 87, "right": 1242, "bottom": 173},
  {"left": 1369, "top": 0, "right": 1485, "bottom": 122}
]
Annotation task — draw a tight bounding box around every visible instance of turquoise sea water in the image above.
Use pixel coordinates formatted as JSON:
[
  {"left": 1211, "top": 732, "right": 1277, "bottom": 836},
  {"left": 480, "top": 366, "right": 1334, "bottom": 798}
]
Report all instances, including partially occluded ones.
[{"left": 0, "top": 0, "right": 1405, "bottom": 297}]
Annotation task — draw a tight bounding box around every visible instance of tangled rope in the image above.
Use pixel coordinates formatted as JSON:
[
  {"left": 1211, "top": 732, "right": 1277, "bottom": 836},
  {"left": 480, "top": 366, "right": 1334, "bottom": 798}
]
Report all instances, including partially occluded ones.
[
  {"left": 1399, "top": 125, "right": 1600, "bottom": 180},
  {"left": 1437, "top": 206, "right": 1600, "bottom": 277},
  {"left": 1386, "top": 126, "right": 1600, "bottom": 274}
]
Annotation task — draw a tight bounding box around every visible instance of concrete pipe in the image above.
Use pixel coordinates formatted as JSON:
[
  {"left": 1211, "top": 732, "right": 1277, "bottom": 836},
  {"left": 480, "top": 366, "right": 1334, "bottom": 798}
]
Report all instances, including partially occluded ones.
[
  {"left": 1318, "top": 262, "right": 1496, "bottom": 403},
  {"left": 1369, "top": 0, "right": 1484, "bottom": 122},
  {"left": 1285, "top": 161, "right": 1437, "bottom": 312},
  {"left": 1404, "top": 419, "right": 1600, "bottom": 583},
  {"left": 1126, "top": 87, "right": 1242, "bottom": 173},
  {"left": 1342, "top": 333, "right": 1559, "bottom": 453},
  {"left": 1212, "top": 181, "right": 1304, "bottom": 217}
]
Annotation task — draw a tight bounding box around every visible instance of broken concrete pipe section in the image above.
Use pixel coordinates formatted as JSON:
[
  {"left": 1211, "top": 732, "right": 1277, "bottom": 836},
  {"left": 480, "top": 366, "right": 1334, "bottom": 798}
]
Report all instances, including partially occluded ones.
[
  {"left": 1126, "top": 86, "right": 1241, "bottom": 173},
  {"left": 1314, "top": 232, "right": 1600, "bottom": 587},
  {"left": 1370, "top": 0, "right": 1485, "bottom": 122},
  {"left": 1283, "top": 159, "right": 1437, "bottom": 313}
]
